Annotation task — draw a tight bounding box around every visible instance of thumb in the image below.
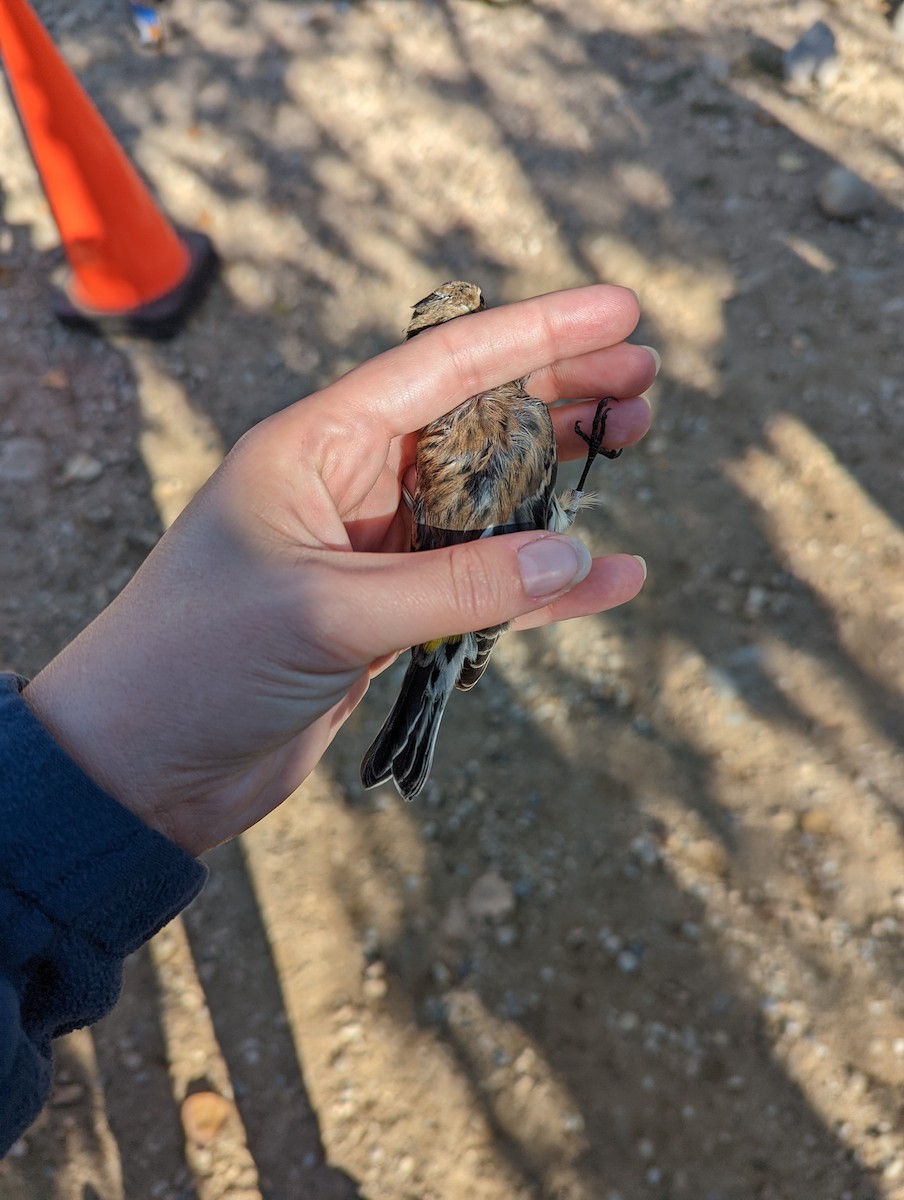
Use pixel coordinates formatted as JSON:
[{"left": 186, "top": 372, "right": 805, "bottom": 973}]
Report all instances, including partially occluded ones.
[{"left": 326, "top": 532, "right": 625, "bottom": 659}]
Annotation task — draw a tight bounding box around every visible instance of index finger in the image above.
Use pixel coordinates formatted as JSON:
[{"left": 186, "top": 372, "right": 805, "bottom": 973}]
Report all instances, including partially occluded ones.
[{"left": 311, "top": 284, "right": 641, "bottom": 438}]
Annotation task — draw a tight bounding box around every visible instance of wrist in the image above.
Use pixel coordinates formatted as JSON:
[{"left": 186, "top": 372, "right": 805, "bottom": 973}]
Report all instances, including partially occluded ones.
[{"left": 22, "top": 660, "right": 171, "bottom": 846}]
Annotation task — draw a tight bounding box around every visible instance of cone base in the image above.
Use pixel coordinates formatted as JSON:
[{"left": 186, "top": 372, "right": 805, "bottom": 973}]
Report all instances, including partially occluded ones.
[{"left": 52, "top": 230, "right": 218, "bottom": 340}]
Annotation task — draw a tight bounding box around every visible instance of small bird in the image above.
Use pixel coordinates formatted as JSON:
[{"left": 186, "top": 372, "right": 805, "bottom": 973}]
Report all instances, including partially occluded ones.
[{"left": 360, "top": 281, "right": 619, "bottom": 801}]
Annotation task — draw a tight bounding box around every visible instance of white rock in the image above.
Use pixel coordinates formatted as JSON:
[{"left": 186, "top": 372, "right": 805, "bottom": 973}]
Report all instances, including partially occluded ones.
[
  {"left": 465, "top": 871, "right": 515, "bottom": 922},
  {"left": 60, "top": 451, "right": 104, "bottom": 484}
]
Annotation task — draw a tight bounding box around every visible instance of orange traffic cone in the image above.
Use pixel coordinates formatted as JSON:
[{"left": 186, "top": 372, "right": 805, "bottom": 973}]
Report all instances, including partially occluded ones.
[{"left": 0, "top": 0, "right": 216, "bottom": 338}]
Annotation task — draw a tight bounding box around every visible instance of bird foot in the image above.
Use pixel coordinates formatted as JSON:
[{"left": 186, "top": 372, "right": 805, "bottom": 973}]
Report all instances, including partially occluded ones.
[{"left": 574, "top": 398, "right": 621, "bottom": 492}]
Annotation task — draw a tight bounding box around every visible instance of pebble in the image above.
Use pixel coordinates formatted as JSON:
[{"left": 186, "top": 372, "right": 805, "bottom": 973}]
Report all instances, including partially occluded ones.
[
  {"left": 181, "top": 1091, "right": 235, "bottom": 1145},
  {"left": 783, "top": 21, "right": 839, "bottom": 89},
  {"left": 777, "top": 151, "right": 807, "bottom": 174},
  {"left": 630, "top": 835, "right": 661, "bottom": 868},
  {"left": 465, "top": 871, "right": 515, "bottom": 922},
  {"left": 599, "top": 929, "right": 624, "bottom": 955},
  {"left": 799, "top": 808, "right": 834, "bottom": 836},
  {"left": 685, "top": 837, "right": 730, "bottom": 878},
  {"left": 40, "top": 368, "right": 68, "bottom": 389},
  {"left": 362, "top": 962, "right": 388, "bottom": 1002},
  {"left": 617, "top": 950, "right": 641, "bottom": 974},
  {"left": 59, "top": 451, "right": 104, "bottom": 485},
  {"left": 816, "top": 167, "right": 875, "bottom": 220},
  {"left": 0, "top": 436, "right": 47, "bottom": 483},
  {"left": 84, "top": 505, "right": 116, "bottom": 529}
]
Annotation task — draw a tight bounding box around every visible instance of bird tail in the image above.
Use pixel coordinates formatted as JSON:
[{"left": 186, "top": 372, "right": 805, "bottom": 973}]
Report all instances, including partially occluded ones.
[
  {"left": 361, "top": 637, "right": 471, "bottom": 800},
  {"left": 551, "top": 488, "right": 601, "bottom": 531}
]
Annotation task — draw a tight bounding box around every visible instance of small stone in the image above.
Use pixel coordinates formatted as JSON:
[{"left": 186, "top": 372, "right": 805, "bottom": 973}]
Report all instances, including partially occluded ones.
[
  {"left": 397, "top": 1154, "right": 415, "bottom": 1178},
  {"left": 7, "top": 1138, "right": 27, "bottom": 1157},
  {"left": 513, "top": 1047, "right": 536, "bottom": 1074},
  {"left": 465, "top": 871, "right": 515, "bottom": 923},
  {"left": 0, "top": 437, "right": 47, "bottom": 483},
  {"left": 884, "top": 1158, "right": 904, "bottom": 1182},
  {"left": 816, "top": 167, "right": 875, "bottom": 220},
  {"left": 40, "top": 368, "right": 69, "bottom": 389},
  {"left": 744, "top": 585, "right": 768, "bottom": 617},
  {"left": 686, "top": 837, "right": 730, "bottom": 878},
  {"left": 60, "top": 452, "right": 104, "bottom": 485},
  {"left": 181, "top": 1091, "right": 235, "bottom": 1146},
  {"left": 84, "top": 505, "right": 116, "bottom": 529},
  {"left": 783, "top": 21, "right": 838, "bottom": 88},
  {"left": 362, "top": 971, "right": 388, "bottom": 1003},
  {"left": 777, "top": 152, "right": 807, "bottom": 174},
  {"left": 630, "top": 835, "right": 661, "bottom": 868},
  {"left": 599, "top": 929, "right": 624, "bottom": 955},
  {"left": 617, "top": 950, "right": 641, "bottom": 974},
  {"left": 799, "top": 808, "right": 834, "bottom": 836}
]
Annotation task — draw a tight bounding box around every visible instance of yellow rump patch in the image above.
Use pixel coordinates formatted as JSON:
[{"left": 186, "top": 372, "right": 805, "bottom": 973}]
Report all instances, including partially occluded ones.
[{"left": 421, "top": 637, "right": 458, "bottom": 653}]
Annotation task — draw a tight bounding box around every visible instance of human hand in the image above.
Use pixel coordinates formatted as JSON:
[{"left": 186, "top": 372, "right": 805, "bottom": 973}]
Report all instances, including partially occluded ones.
[{"left": 24, "top": 285, "right": 656, "bottom": 856}]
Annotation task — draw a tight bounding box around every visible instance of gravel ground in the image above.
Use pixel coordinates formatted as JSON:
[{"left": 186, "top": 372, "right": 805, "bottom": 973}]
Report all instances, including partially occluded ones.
[{"left": 2, "top": 1, "right": 904, "bottom": 1198}]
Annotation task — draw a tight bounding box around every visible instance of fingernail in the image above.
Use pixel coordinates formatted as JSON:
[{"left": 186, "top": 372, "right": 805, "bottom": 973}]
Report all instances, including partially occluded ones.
[
  {"left": 633, "top": 555, "right": 648, "bottom": 581},
  {"left": 636, "top": 345, "right": 661, "bottom": 377},
  {"left": 518, "top": 536, "right": 592, "bottom": 597}
]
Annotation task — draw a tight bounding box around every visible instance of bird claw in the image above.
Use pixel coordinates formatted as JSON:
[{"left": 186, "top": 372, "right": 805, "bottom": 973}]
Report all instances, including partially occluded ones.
[{"left": 574, "top": 398, "right": 621, "bottom": 492}]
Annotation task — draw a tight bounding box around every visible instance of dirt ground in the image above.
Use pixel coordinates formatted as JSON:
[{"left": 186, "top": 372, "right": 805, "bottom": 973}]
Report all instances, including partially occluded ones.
[{"left": 2, "top": 0, "right": 904, "bottom": 1197}]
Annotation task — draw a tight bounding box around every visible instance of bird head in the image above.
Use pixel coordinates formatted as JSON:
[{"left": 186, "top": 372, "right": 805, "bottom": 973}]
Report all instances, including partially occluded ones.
[{"left": 405, "top": 281, "right": 486, "bottom": 339}]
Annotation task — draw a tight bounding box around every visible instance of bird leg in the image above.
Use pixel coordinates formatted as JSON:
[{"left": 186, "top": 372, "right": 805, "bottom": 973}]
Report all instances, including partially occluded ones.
[{"left": 574, "top": 397, "right": 621, "bottom": 493}]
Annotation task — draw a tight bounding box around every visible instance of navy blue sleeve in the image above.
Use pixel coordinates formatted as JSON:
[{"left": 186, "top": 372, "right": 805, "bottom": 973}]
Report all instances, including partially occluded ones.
[{"left": 0, "top": 673, "right": 208, "bottom": 1155}]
